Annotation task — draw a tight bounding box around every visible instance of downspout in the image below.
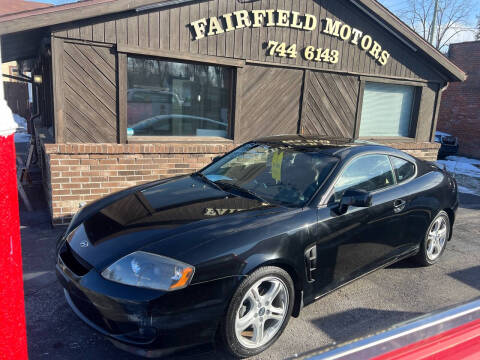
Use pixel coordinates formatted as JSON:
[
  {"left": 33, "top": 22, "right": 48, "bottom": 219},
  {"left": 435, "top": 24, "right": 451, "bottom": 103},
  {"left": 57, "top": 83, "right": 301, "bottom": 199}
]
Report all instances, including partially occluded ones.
[{"left": 430, "top": 82, "right": 449, "bottom": 142}]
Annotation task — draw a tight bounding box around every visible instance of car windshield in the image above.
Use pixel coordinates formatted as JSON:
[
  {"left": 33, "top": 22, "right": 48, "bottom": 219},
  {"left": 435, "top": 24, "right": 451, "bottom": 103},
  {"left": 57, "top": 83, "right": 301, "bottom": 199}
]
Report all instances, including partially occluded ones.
[{"left": 201, "top": 143, "right": 338, "bottom": 207}]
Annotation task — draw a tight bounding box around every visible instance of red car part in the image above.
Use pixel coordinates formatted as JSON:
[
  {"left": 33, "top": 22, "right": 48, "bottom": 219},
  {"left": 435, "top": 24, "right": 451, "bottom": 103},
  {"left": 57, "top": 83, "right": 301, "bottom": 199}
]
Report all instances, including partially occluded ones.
[
  {"left": 0, "top": 101, "right": 28, "bottom": 359},
  {"left": 373, "top": 318, "right": 480, "bottom": 360},
  {"left": 309, "top": 299, "right": 480, "bottom": 360}
]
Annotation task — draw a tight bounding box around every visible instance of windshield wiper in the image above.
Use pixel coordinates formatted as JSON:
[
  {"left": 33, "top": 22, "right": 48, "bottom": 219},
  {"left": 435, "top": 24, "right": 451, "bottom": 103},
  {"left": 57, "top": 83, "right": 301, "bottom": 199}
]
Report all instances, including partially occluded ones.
[
  {"left": 193, "top": 172, "right": 225, "bottom": 192},
  {"left": 215, "top": 181, "right": 270, "bottom": 205}
]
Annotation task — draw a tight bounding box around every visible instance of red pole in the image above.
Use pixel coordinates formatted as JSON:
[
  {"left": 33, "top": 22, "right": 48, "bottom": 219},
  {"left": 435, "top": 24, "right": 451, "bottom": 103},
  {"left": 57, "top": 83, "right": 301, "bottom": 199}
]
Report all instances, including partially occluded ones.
[{"left": 0, "top": 99, "right": 28, "bottom": 358}]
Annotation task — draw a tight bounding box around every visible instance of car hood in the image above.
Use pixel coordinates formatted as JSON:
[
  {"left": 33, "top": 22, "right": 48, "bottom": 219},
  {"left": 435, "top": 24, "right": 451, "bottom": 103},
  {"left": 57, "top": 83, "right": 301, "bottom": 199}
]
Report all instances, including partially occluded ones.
[{"left": 65, "top": 175, "right": 279, "bottom": 269}]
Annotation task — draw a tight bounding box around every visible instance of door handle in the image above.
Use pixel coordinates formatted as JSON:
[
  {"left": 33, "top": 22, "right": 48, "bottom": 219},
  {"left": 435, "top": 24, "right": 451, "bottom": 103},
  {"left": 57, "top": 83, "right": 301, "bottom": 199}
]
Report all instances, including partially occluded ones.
[{"left": 393, "top": 199, "right": 407, "bottom": 213}]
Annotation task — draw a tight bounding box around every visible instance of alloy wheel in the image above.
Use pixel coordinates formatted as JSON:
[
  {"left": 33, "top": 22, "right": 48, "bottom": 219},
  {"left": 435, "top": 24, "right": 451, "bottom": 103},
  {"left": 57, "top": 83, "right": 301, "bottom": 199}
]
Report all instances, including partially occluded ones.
[
  {"left": 234, "top": 276, "right": 289, "bottom": 349},
  {"left": 426, "top": 215, "right": 448, "bottom": 261}
]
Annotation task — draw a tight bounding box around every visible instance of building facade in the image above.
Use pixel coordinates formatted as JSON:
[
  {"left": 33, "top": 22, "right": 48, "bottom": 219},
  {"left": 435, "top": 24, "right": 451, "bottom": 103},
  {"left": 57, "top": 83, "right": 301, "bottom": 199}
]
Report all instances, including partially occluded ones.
[
  {"left": 438, "top": 41, "right": 480, "bottom": 158},
  {"left": 0, "top": 0, "right": 465, "bottom": 225}
]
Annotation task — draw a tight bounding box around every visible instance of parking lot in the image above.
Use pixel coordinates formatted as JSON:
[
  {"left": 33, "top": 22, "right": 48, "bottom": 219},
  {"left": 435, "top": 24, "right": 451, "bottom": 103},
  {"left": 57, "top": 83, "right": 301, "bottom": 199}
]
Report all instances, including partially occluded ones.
[{"left": 22, "top": 191, "right": 480, "bottom": 360}]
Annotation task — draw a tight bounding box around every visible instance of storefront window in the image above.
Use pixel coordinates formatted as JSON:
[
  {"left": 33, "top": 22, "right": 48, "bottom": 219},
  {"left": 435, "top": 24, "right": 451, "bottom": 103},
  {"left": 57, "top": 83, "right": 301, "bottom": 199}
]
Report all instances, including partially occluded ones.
[
  {"left": 127, "top": 56, "right": 233, "bottom": 138},
  {"left": 359, "top": 82, "right": 415, "bottom": 138}
]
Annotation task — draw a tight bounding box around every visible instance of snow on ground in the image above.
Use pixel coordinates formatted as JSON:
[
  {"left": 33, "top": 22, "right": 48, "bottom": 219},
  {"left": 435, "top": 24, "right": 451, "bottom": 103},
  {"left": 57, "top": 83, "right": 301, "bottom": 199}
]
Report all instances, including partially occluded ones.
[
  {"left": 13, "top": 114, "right": 31, "bottom": 144},
  {"left": 437, "top": 156, "right": 480, "bottom": 178},
  {"left": 14, "top": 132, "right": 31, "bottom": 143},
  {"left": 458, "top": 186, "right": 477, "bottom": 195},
  {"left": 435, "top": 130, "right": 452, "bottom": 137},
  {"left": 14, "top": 114, "right": 27, "bottom": 130},
  {"left": 437, "top": 156, "right": 480, "bottom": 196}
]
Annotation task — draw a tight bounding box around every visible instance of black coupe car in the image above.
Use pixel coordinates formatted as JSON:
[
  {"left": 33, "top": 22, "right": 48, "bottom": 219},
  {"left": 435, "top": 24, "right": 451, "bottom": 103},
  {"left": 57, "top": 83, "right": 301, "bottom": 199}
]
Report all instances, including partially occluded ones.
[{"left": 56, "top": 136, "right": 458, "bottom": 358}]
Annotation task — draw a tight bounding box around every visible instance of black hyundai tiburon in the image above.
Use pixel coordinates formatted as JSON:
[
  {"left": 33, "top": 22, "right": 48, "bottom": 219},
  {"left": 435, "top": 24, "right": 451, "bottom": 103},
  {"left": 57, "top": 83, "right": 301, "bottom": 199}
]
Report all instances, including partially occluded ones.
[{"left": 56, "top": 135, "right": 457, "bottom": 358}]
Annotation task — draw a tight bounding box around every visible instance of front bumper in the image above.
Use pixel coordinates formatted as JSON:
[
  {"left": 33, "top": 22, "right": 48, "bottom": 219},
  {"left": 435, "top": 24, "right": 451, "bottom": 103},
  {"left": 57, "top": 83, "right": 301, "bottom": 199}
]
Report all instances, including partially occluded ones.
[{"left": 56, "top": 245, "right": 244, "bottom": 351}]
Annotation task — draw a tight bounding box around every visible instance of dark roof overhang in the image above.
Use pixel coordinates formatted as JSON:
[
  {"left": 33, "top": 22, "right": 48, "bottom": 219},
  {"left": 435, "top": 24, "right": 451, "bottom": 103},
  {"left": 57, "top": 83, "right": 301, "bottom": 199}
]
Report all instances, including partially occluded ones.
[{"left": 0, "top": 0, "right": 467, "bottom": 82}]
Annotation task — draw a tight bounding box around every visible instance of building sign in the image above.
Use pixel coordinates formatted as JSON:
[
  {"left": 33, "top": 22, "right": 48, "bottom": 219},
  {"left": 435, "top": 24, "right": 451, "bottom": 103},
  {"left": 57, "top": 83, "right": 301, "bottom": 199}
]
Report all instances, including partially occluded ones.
[{"left": 190, "top": 9, "right": 391, "bottom": 66}]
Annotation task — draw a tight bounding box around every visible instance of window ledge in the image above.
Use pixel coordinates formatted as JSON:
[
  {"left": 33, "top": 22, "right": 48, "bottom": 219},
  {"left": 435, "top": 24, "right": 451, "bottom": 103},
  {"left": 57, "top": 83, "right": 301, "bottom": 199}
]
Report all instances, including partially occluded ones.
[
  {"left": 359, "top": 137, "right": 416, "bottom": 143},
  {"left": 127, "top": 136, "right": 234, "bottom": 144}
]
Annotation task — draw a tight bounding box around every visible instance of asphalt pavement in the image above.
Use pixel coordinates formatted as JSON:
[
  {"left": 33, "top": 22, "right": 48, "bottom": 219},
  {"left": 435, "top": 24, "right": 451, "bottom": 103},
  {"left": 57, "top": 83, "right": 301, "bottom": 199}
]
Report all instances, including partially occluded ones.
[{"left": 21, "top": 188, "right": 480, "bottom": 360}]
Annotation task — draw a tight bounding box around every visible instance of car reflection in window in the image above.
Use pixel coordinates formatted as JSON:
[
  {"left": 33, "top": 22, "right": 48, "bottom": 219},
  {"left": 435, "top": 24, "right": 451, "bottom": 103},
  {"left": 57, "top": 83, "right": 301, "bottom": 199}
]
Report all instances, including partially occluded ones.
[{"left": 129, "top": 114, "right": 228, "bottom": 137}]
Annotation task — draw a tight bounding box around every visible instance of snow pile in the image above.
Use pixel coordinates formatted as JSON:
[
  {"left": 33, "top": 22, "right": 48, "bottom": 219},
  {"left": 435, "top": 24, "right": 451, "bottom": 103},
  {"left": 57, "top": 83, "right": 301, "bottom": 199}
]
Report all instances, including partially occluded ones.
[
  {"left": 13, "top": 114, "right": 27, "bottom": 131},
  {"left": 437, "top": 156, "right": 480, "bottom": 179},
  {"left": 0, "top": 99, "right": 17, "bottom": 137},
  {"left": 14, "top": 132, "right": 31, "bottom": 143},
  {"left": 437, "top": 156, "right": 480, "bottom": 196},
  {"left": 435, "top": 131, "right": 451, "bottom": 137},
  {"left": 458, "top": 186, "right": 477, "bottom": 195},
  {"left": 12, "top": 114, "right": 31, "bottom": 143}
]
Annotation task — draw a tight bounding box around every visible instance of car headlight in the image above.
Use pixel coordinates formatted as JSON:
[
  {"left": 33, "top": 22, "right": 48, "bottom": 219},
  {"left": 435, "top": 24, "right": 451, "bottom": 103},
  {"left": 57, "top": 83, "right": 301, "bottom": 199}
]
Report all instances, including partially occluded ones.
[{"left": 101, "top": 251, "right": 195, "bottom": 291}]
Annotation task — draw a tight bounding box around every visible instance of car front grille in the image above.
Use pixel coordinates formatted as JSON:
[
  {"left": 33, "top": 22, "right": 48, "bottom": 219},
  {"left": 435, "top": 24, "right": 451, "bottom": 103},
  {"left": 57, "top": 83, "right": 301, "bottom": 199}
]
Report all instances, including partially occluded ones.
[{"left": 59, "top": 243, "right": 91, "bottom": 276}]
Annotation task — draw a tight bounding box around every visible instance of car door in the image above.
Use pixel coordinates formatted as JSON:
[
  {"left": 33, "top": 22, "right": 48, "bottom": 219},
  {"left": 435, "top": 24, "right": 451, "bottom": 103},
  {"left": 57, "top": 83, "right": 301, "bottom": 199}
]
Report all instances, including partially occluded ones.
[
  {"left": 389, "top": 155, "right": 428, "bottom": 250},
  {"left": 310, "top": 154, "right": 407, "bottom": 295}
]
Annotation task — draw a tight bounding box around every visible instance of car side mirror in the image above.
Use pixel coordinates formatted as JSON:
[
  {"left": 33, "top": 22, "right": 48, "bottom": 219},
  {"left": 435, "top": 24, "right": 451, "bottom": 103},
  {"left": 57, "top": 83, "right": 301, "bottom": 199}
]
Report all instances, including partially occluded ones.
[
  {"left": 212, "top": 156, "right": 222, "bottom": 163},
  {"left": 336, "top": 189, "right": 372, "bottom": 215}
]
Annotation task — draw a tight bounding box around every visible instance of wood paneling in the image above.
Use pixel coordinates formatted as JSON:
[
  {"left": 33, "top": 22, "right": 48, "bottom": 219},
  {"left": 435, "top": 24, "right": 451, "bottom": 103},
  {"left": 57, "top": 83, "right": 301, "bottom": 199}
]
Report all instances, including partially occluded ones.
[
  {"left": 52, "top": 0, "right": 447, "bottom": 83},
  {"left": 49, "top": 0, "right": 448, "bottom": 144},
  {"left": 116, "top": 44, "right": 245, "bottom": 67},
  {"left": 236, "top": 65, "right": 303, "bottom": 142},
  {"left": 52, "top": 37, "right": 65, "bottom": 143},
  {"left": 62, "top": 42, "right": 117, "bottom": 143},
  {"left": 302, "top": 70, "right": 358, "bottom": 138}
]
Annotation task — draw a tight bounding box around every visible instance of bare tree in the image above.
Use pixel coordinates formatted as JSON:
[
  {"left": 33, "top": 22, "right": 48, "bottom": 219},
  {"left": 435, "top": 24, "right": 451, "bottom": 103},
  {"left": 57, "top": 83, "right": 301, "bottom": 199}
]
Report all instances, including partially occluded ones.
[
  {"left": 476, "top": 16, "right": 480, "bottom": 41},
  {"left": 396, "top": 0, "right": 474, "bottom": 50}
]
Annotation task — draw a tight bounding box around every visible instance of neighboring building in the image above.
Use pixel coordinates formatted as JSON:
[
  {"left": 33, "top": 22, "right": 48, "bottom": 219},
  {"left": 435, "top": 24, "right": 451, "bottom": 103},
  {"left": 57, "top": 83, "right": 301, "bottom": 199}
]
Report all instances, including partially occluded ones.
[
  {"left": 0, "top": 0, "right": 466, "bottom": 225},
  {"left": 2, "top": 60, "right": 18, "bottom": 81},
  {"left": 0, "top": 0, "right": 51, "bottom": 118},
  {"left": 0, "top": 0, "right": 51, "bottom": 17},
  {"left": 438, "top": 41, "right": 480, "bottom": 158},
  {"left": 0, "top": 0, "right": 51, "bottom": 81}
]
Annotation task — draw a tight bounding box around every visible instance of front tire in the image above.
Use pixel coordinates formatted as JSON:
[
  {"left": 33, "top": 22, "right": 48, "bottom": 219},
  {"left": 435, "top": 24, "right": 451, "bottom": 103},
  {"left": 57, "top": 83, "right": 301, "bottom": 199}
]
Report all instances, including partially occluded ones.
[
  {"left": 221, "top": 266, "right": 294, "bottom": 358},
  {"left": 415, "top": 211, "right": 450, "bottom": 266}
]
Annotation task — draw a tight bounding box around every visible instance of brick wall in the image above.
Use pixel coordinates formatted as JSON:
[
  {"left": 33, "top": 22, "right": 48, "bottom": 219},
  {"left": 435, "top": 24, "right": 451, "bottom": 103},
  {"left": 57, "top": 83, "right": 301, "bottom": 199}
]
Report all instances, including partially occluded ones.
[
  {"left": 438, "top": 41, "right": 480, "bottom": 158},
  {"left": 377, "top": 141, "right": 441, "bottom": 162},
  {"left": 40, "top": 140, "right": 438, "bottom": 226},
  {"left": 43, "top": 143, "right": 235, "bottom": 225}
]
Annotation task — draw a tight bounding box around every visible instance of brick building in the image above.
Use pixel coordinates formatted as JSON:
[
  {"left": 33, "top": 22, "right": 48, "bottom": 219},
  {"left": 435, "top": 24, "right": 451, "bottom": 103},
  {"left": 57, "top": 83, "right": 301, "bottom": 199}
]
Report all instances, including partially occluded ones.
[
  {"left": 0, "top": 0, "right": 465, "bottom": 225},
  {"left": 438, "top": 41, "right": 480, "bottom": 158},
  {"left": 0, "top": 0, "right": 51, "bottom": 17}
]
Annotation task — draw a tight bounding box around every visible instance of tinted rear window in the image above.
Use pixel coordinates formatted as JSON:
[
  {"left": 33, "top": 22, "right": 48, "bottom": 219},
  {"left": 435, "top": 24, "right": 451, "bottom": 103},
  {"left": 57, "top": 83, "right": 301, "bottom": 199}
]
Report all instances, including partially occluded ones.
[
  {"left": 332, "top": 154, "right": 395, "bottom": 201},
  {"left": 390, "top": 156, "right": 416, "bottom": 184}
]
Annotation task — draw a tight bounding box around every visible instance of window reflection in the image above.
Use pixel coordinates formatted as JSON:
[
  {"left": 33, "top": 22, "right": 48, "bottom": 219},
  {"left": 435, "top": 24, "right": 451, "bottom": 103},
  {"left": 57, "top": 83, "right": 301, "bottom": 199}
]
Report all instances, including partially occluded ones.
[
  {"left": 202, "top": 143, "right": 338, "bottom": 207},
  {"left": 390, "top": 156, "right": 416, "bottom": 183},
  {"left": 333, "top": 155, "right": 395, "bottom": 201},
  {"left": 127, "top": 56, "right": 233, "bottom": 138}
]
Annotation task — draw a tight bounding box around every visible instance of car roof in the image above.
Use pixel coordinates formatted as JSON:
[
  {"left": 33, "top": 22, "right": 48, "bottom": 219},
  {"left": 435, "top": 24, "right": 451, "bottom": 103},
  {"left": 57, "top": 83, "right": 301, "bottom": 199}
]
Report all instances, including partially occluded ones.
[{"left": 253, "top": 135, "right": 414, "bottom": 161}]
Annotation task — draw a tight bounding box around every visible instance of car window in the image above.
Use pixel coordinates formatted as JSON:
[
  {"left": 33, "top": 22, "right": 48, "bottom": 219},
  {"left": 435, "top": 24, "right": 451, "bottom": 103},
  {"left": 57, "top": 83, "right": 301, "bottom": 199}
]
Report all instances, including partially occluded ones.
[
  {"left": 201, "top": 143, "right": 338, "bottom": 207},
  {"left": 332, "top": 154, "right": 395, "bottom": 202},
  {"left": 390, "top": 156, "right": 416, "bottom": 184}
]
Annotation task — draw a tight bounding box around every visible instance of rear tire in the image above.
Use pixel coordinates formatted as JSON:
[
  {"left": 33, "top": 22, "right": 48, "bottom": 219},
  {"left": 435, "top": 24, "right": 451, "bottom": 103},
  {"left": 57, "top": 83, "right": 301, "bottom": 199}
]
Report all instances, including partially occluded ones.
[
  {"left": 220, "top": 266, "right": 294, "bottom": 358},
  {"left": 414, "top": 211, "right": 450, "bottom": 266}
]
